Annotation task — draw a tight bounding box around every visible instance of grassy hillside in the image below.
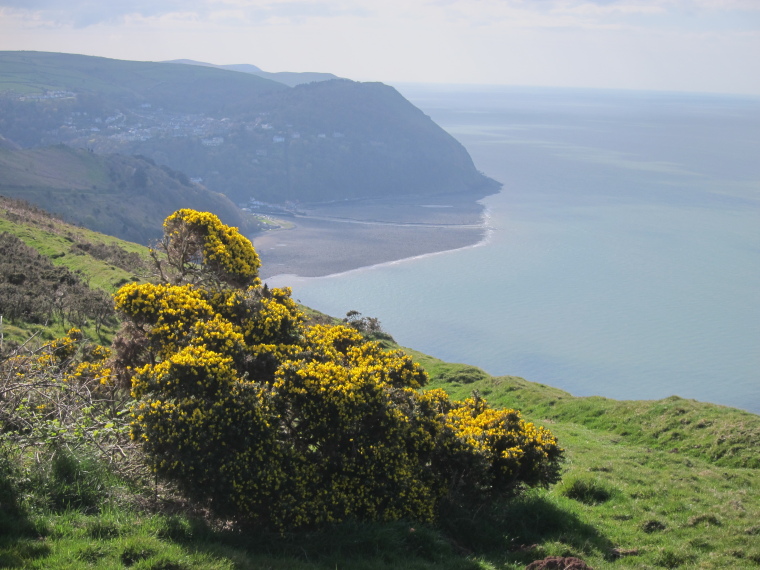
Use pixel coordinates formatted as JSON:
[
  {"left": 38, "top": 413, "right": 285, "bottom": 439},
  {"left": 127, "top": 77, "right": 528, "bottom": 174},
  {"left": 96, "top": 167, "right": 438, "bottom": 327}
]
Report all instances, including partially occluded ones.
[
  {"left": 0, "top": 145, "right": 249, "bottom": 244},
  {"left": 1, "top": 352, "right": 757, "bottom": 569},
  {"left": 0, "top": 196, "right": 150, "bottom": 288},
  {"left": 0, "top": 197, "right": 151, "bottom": 344},
  {"left": 0, "top": 217, "right": 757, "bottom": 569}
]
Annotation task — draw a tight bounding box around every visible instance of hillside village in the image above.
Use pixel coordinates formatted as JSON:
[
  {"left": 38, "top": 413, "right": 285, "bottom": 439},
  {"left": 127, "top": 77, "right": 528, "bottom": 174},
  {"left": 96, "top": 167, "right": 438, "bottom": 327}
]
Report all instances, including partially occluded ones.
[{"left": 16, "top": 92, "right": 343, "bottom": 153}]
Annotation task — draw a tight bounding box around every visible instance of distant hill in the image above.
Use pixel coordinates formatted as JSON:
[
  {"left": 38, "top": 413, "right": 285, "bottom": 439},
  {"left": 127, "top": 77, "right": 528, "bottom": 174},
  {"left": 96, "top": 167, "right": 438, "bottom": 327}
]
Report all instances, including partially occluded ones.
[
  {"left": 0, "top": 51, "right": 285, "bottom": 113},
  {"left": 0, "top": 51, "right": 499, "bottom": 206},
  {"left": 165, "top": 59, "right": 340, "bottom": 87},
  {"left": 0, "top": 144, "right": 249, "bottom": 244}
]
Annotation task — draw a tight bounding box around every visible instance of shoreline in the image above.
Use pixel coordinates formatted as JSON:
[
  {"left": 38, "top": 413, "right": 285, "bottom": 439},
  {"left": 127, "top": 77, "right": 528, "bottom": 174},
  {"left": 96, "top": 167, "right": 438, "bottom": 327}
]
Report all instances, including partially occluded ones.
[
  {"left": 265, "top": 217, "right": 493, "bottom": 286},
  {"left": 253, "top": 198, "right": 491, "bottom": 280}
]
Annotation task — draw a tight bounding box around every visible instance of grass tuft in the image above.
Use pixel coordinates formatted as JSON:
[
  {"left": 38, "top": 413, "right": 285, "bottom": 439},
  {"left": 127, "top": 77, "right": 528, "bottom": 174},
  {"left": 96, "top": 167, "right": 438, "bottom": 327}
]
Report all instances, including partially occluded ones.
[
  {"left": 87, "top": 517, "right": 123, "bottom": 539},
  {"left": 687, "top": 514, "right": 722, "bottom": 527},
  {"left": 560, "top": 478, "right": 613, "bottom": 505},
  {"left": 76, "top": 542, "right": 110, "bottom": 563},
  {"left": 120, "top": 540, "right": 156, "bottom": 566},
  {"left": 36, "top": 448, "right": 115, "bottom": 514},
  {"left": 641, "top": 519, "right": 667, "bottom": 533},
  {"left": 654, "top": 547, "right": 697, "bottom": 568}
]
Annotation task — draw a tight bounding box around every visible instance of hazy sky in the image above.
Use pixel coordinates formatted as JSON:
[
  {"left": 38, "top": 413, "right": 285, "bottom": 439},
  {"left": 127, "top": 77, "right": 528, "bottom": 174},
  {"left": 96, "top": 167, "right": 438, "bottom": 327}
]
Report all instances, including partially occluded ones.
[{"left": 1, "top": 0, "right": 759, "bottom": 95}]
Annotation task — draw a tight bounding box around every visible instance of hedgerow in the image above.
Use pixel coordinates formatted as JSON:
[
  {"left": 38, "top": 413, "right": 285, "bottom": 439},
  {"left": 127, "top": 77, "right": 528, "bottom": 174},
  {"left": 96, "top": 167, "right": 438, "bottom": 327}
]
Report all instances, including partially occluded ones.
[{"left": 111, "top": 209, "right": 563, "bottom": 530}]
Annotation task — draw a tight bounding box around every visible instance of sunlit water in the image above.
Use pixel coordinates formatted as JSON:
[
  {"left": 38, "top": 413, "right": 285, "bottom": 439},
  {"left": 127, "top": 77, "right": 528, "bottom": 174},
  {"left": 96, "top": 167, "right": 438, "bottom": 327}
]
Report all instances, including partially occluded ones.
[{"left": 267, "top": 85, "right": 760, "bottom": 413}]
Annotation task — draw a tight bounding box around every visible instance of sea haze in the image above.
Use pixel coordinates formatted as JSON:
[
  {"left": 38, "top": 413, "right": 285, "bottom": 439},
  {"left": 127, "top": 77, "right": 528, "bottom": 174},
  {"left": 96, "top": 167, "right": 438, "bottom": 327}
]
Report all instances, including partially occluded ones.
[{"left": 267, "top": 85, "right": 760, "bottom": 414}]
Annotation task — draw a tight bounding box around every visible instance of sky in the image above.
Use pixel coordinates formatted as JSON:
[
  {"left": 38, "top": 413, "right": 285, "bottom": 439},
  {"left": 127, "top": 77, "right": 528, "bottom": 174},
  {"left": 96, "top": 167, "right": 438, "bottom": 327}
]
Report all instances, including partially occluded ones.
[{"left": 1, "top": 0, "right": 759, "bottom": 95}]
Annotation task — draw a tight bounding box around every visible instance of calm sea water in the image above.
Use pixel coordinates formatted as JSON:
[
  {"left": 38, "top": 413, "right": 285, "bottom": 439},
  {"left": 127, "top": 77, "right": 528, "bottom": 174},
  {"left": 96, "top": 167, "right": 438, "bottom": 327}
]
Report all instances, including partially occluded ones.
[{"left": 268, "top": 85, "right": 760, "bottom": 414}]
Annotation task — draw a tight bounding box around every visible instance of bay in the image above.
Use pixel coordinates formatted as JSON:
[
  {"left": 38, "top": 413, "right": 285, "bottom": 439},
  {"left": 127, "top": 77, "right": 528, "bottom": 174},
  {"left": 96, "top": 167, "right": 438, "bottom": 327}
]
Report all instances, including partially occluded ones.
[{"left": 267, "top": 85, "right": 760, "bottom": 414}]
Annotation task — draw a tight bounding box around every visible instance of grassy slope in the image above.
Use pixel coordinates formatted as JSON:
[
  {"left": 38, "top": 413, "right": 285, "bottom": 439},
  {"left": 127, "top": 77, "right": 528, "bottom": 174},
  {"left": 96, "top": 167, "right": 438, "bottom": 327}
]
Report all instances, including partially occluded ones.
[
  {"left": 409, "top": 350, "right": 760, "bottom": 470},
  {"left": 0, "top": 145, "right": 105, "bottom": 189},
  {"left": 1, "top": 225, "right": 758, "bottom": 568},
  {"left": 411, "top": 353, "right": 760, "bottom": 568},
  {"left": 0, "top": 197, "right": 148, "bottom": 291},
  {"left": 0, "top": 197, "right": 150, "bottom": 343},
  {"left": 2, "top": 350, "right": 757, "bottom": 569}
]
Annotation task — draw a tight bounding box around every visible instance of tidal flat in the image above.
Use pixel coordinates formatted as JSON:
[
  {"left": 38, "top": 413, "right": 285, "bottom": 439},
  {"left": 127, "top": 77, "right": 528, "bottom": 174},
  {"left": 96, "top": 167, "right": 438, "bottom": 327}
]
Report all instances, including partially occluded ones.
[{"left": 253, "top": 195, "right": 489, "bottom": 279}]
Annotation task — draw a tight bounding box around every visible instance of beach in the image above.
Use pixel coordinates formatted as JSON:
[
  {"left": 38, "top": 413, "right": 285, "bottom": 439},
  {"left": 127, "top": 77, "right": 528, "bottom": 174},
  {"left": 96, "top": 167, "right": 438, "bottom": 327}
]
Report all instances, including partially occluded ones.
[{"left": 252, "top": 196, "right": 489, "bottom": 279}]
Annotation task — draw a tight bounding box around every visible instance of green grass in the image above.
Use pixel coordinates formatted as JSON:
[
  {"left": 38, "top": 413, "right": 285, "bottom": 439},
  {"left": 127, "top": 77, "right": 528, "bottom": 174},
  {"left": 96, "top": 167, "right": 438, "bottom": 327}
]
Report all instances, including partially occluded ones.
[
  {"left": 1, "top": 429, "right": 756, "bottom": 569},
  {"left": 1, "top": 319, "right": 115, "bottom": 347},
  {"left": 0, "top": 197, "right": 153, "bottom": 343},
  {"left": 0, "top": 201, "right": 149, "bottom": 293},
  {"left": 0, "top": 218, "right": 140, "bottom": 291}
]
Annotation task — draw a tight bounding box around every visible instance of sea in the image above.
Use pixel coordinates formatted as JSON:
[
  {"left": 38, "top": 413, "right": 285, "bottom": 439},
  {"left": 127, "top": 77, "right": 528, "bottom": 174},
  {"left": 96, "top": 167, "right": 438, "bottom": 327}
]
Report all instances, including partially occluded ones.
[{"left": 266, "top": 84, "right": 760, "bottom": 414}]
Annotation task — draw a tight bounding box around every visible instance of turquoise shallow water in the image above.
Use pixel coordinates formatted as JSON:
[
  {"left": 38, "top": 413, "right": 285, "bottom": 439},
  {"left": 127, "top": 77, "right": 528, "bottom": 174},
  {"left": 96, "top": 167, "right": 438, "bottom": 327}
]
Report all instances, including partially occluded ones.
[{"left": 267, "top": 86, "right": 760, "bottom": 414}]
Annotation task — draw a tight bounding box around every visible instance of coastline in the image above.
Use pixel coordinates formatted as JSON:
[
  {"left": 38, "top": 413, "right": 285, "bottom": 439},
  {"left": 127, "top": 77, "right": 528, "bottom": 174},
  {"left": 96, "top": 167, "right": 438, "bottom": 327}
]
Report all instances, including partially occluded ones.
[{"left": 253, "top": 197, "right": 490, "bottom": 280}]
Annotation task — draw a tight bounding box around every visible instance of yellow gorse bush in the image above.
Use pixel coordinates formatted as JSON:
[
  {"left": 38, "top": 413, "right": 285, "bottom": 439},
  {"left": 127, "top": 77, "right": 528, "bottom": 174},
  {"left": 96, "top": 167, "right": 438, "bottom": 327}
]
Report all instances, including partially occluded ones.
[
  {"left": 114, "top": 209, "right": 563, "bottom": 531},
  {"left": 161, "top": 209, "right": 261, "bottom": 288}
]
